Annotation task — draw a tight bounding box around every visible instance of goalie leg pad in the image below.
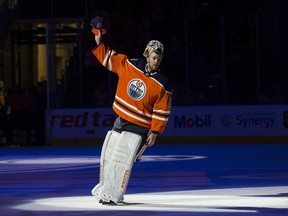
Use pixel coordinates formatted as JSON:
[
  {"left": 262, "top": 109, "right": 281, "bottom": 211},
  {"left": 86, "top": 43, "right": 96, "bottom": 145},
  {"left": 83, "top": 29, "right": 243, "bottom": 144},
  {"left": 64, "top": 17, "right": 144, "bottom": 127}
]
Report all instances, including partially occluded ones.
[
  {"left": 91, "top": 130, "right": 120, "bottom": 196},
  {"left": 93, "top": 131, "right": 142, "bottom": 203}
]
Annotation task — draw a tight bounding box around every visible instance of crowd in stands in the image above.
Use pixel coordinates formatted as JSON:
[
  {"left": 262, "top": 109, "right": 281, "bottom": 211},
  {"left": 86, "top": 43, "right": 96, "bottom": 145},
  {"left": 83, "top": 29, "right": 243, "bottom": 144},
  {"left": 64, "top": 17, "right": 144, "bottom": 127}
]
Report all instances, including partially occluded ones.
[{"left": 0, "top": 80, "right": 46, "bottom": 147}]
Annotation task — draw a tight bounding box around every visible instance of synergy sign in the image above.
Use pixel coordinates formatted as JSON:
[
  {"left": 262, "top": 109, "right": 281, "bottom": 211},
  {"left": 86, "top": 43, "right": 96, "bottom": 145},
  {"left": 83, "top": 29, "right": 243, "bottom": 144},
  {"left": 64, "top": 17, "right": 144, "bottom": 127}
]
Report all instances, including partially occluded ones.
[{"left": 164, "top": 105, "right": 287, "bottom": 136}]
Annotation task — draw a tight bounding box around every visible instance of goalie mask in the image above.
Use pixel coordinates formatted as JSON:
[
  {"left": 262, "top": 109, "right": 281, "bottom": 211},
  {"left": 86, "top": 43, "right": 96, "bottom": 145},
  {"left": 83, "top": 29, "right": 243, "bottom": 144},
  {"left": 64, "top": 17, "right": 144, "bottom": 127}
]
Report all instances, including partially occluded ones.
[{"left": 143, "top": 40, "right": 164, "bottom": 58}]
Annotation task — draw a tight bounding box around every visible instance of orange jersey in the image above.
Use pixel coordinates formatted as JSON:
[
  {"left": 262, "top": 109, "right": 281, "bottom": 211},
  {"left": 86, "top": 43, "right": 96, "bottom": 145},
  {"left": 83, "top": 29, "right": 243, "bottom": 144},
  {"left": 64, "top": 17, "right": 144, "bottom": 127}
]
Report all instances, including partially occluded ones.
[{"left": 92, "top": 43, "right": 173, "bottom": 134}]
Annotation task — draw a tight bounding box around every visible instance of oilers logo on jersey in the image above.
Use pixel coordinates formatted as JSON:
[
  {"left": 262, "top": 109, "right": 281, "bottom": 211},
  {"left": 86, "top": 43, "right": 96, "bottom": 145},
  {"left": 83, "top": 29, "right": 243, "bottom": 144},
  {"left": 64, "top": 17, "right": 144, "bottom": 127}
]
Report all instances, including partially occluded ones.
[{"left": 127, "top": 79, "right": 146, "bottom": 100}]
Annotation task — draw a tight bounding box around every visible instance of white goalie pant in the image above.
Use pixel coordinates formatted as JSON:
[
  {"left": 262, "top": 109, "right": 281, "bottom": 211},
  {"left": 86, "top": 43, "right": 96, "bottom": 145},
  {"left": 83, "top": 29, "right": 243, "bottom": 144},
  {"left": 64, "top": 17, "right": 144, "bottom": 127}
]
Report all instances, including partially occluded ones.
[{"left": 91, "top": 130, "right": 142, "bottom": 203}]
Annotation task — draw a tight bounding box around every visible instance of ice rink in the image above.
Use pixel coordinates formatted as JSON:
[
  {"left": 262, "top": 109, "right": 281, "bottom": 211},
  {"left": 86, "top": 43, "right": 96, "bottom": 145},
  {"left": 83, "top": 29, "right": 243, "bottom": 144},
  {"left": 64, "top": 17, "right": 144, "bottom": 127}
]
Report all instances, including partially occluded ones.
[{"left": 0, "top": 143, "right": 287, "bottom": 216}]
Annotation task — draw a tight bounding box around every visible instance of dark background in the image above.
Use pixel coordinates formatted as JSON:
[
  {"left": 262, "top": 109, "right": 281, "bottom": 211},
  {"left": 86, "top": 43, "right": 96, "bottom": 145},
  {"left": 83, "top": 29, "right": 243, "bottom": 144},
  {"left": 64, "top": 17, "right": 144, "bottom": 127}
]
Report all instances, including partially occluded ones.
[{"left": 1, "top": 0, "right": 288, "bottom": 107}]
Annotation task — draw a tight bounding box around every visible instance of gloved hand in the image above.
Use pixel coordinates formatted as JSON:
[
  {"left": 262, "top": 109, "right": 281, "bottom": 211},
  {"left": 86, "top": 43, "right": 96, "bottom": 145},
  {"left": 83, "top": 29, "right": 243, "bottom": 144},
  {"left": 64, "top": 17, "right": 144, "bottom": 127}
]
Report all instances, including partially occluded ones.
[{"left": 90, "top": 16, "right": 107, "bottom": 36}]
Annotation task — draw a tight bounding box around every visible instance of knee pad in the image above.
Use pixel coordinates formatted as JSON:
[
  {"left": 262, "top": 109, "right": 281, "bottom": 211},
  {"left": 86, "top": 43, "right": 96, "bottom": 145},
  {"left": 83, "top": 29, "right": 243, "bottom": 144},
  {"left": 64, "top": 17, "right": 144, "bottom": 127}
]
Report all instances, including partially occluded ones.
[
  {"left": 91, "top": 130, "right": 120, "bottom": 195},
  {"left": 92, "top": 131, "right": 142, "bottom": 203}
]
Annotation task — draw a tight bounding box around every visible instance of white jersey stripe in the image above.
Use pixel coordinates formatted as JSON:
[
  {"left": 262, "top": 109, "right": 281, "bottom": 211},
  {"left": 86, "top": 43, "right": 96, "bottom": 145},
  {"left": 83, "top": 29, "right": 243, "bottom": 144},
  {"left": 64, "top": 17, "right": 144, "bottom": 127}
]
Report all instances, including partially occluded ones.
[
  {"left": 152, "top": 114, "right": 169, "bottom": 122},
  {"left": 115, "top": 95, "right": 152, "bottom": 118},
  {"left": 153, "top": 109, "right": 171, "bottom": 114},
  {"left": 113, "top": 102, "right": 151, "bottom": 124}
]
